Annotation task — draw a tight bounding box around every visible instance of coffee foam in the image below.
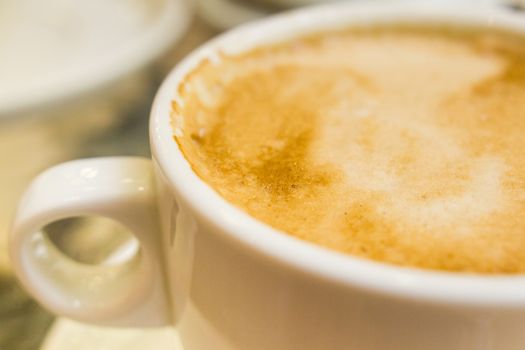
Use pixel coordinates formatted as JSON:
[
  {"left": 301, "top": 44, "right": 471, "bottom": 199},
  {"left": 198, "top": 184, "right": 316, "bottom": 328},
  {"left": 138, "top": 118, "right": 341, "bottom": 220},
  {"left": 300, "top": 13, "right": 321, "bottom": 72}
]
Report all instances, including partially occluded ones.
[{"left": 173, "top": 26, "right": 525, "bottom": 273}]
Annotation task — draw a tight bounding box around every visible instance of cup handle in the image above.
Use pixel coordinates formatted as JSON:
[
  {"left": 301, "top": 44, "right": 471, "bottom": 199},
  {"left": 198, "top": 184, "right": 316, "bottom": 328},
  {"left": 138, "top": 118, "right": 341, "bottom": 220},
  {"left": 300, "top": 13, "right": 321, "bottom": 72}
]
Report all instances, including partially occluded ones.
[{"left": 9, "top": 157, "right": 170, "bottom": 327}]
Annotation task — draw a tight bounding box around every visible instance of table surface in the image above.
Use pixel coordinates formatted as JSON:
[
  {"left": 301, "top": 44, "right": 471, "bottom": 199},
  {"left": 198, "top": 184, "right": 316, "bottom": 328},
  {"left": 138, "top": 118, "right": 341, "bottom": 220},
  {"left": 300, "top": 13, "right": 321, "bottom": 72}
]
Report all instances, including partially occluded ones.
[{"left": 0, "top": 15, "right": 218, "bottom": 350}]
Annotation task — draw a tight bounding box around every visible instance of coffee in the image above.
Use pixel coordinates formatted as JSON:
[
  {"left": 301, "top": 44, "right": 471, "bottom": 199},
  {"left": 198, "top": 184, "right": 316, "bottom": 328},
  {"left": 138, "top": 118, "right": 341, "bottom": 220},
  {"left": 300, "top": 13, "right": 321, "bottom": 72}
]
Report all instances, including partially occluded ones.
[{"left": 172, "top": 24, "right": 525, "bottom": 273}]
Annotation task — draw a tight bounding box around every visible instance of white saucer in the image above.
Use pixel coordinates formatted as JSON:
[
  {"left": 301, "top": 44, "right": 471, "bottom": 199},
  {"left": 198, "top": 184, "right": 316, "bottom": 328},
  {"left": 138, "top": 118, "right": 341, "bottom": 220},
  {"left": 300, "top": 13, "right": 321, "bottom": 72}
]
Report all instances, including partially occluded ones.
[
  {"left": 41, "top": 318, "right": 184, "bottom": 350},
  {"left": 0, "top": 0, "right": 191, "bottom": 118}
]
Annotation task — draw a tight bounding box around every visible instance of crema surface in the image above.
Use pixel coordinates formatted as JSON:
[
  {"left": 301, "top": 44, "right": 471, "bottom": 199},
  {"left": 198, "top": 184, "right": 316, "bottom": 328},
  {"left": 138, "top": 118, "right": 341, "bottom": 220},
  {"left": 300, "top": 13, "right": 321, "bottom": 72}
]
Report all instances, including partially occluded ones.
[{"left": 173, "top": 25, "right": 525, "bottom": 273}]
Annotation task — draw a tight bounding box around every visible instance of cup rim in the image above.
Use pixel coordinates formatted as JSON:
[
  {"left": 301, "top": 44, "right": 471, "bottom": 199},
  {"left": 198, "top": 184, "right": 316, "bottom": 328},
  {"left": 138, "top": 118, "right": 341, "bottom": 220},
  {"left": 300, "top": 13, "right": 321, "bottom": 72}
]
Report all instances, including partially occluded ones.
[{"left": 151, "top": 0, "right": 525, "bottom": 306}]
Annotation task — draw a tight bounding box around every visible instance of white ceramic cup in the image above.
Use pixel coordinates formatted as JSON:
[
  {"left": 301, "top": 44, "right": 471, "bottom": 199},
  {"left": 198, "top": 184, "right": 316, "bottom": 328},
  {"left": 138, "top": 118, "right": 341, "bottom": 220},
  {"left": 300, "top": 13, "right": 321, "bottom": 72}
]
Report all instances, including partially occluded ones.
[{"left": 10, "top": 2, "right": 525, "bottom": 349}]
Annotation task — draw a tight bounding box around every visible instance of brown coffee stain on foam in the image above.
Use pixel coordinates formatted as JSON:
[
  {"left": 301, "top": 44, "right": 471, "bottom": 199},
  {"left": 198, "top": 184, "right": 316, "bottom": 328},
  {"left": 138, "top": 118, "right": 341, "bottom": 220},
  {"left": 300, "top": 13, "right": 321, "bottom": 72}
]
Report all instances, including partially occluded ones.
[
  {"left": 471, "top": 54, "right": 525, "bottom": 99},
  {"left": 249, "top": 129, "right": 334, "bottom": 198},
  {"left": 337, "top": 198, "right": 424, "bottom": 267},
  {"left": 177, "top": 64, "right": 353, "bottom": 224}
]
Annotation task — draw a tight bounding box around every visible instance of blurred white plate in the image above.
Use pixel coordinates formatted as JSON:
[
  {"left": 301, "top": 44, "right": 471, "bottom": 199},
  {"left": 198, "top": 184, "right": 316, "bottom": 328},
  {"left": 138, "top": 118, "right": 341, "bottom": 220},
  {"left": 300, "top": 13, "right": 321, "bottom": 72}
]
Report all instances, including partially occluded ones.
[{"left": 0, "top": 0, "right": 192, "bottom": 118}]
